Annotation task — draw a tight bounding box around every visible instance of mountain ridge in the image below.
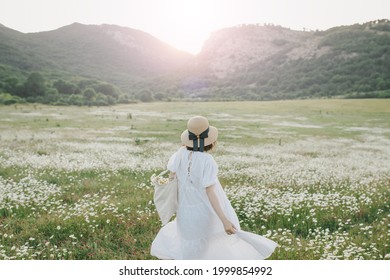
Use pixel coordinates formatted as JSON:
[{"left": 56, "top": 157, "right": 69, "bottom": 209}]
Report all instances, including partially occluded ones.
[
  {"left": 178, "top": 20, "right": 390, "bottom": 99},
  {"left": 1, "top": 20, "right": 390, "bottom": 103},
  {"left": 0, "top": 22, "right": 192, "bottom": 89}
]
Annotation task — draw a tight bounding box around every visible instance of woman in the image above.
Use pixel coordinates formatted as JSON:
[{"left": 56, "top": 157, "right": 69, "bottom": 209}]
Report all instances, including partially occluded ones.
[{"left": 151, "top": 116, "right": 277, "bottom": 259}]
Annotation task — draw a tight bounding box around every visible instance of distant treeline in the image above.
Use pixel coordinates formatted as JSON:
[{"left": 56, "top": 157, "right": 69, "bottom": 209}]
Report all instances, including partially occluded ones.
[
  {"left": 1, "top": 68, "right": 390, "bottom": 106},
  {"left": 0, "top": 71, "right": 163, "bottom": 105},
  {"left": 1, "top": 71, "right": 389, "bottom": 106}
]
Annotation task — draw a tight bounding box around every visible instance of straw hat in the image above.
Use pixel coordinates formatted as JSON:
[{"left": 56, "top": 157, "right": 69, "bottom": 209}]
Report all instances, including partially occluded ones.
[{"left": 181, "top": 116, "right": 218, "bottom": 151}]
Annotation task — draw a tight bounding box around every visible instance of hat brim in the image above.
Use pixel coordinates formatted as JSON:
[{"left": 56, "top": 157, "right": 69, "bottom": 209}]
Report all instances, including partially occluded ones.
[{"left": 181, "top": 126, "right": 218, "bottom": 148}]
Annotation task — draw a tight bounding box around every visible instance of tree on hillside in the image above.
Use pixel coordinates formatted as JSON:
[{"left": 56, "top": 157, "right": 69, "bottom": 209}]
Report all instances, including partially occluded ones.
[
  {"left": 95, "top": 92, "right": 109, "bottom": 106},
  {"left": 53, "top": 79, "right": 77, "bottom": 94},
  {"left": 153, "top": 92, "right": 165, "bottom": 101},
  {"left": 0, "top": 93, "right": 24, "bottom": 105},
  {"left": 83, "top": 88, "right": 97, "bottom": 101},
  {"left": 96, "top": 83, "right": 120, "bottom": 99},
  {"left": 137, "top": 89, "right": 153, "bottom": 102},
  {"left": 3, "top": 77, "right": 20, "bottom": 94},
  {"left": 68, "top": 94, "right": 84, "bottom": 106},
  {"left": 21, "top": 72, "right": 47, "bottom": 98},
  {"left": 77, "top": 79, "right": 100, "bottom": 91}
]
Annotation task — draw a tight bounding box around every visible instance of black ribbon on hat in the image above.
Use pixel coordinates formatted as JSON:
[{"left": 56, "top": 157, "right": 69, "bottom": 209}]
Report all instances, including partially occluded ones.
[{"left": 188, "top": 127, "right": 209, "bottom": 152}]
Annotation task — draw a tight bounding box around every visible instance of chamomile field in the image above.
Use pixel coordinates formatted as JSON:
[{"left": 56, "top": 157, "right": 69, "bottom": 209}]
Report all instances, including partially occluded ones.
[{"left": 0, "top": 99, "right": 389, "bottom": 260}]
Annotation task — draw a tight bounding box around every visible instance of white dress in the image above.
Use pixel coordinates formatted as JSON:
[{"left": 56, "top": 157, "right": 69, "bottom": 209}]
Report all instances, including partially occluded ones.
[{"left": 151, "top": 147, "right": 278, "bottom": 259}]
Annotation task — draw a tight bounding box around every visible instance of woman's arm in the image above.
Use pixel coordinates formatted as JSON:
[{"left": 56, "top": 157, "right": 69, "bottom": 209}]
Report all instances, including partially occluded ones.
[
  {"left": 169, "top": 172, "right": 176, "bottom": 180},
  {"left": 206, "top": 185, "right": 237, "bottom": 235}
]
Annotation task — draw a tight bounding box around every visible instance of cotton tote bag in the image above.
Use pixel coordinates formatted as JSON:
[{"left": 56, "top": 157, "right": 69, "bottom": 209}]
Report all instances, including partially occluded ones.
[{"left": 151, "top": 170, "right": 178, "bottom": 225}]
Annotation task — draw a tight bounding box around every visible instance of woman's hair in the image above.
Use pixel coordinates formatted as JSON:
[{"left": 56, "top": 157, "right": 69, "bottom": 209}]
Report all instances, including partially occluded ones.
[{"left": 186, "top": 142, "right": 214, "bottom": 152}]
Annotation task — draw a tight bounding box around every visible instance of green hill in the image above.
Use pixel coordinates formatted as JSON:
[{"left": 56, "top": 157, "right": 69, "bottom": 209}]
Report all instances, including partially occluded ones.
[
  {"left": 164, "top": 19, "right": 390, "bottom": 100},
  {"left": 1, "top": 20, "right": 389, "bottom": 104},
  {"left": 0, "top": 23, "right": 192, "bottom": 104},
  {"left": 0, "top": 23, "right": 192, "bottom": 87}
]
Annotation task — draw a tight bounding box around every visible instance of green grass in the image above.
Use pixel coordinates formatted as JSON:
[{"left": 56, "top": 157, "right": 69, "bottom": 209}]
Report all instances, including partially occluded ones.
[{"left": 0, "top": 99, "right": 389, "bottom": 259}]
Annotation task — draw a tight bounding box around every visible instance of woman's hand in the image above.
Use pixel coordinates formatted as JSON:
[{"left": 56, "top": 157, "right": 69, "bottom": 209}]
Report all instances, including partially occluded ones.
[
  {"left": 206, "top": 185, "right": 237, "bottom": 235},
  {"left": 169, "top": 172, "right": 176, "bottom": 180},
  {"left": 223, "top": 220, "right": 237, "bottom": 235}
]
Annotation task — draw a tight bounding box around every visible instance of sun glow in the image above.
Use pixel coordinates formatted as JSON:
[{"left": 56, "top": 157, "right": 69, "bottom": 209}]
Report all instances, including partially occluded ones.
[
  {"left": 159, "top": 0, "right": 222, "bottom": 54},
  {"left": 2, "top": 0, "right": 389, "bottom": 55}
]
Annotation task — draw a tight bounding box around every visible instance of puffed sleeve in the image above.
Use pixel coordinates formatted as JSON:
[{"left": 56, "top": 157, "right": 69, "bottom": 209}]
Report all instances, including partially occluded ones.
[
  {"left": 167, "top": 147, "right": 183, "bottom": 172},
  {"left": 202, "top": 156, "right": 219, "bottom": 189}
]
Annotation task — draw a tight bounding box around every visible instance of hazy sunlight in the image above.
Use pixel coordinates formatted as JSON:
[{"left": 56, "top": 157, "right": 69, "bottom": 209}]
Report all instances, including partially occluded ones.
[
  {"left": 159, "top": 0, "right": 221, "bottom": 53},
  {"left": 1, "top": 0, "right": 389, "bottom": 54}
]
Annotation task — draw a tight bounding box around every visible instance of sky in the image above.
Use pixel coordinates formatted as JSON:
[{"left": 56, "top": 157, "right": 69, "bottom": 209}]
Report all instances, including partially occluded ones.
[{"left": 0, "top": 0, "right": 389, "bottom": 54}]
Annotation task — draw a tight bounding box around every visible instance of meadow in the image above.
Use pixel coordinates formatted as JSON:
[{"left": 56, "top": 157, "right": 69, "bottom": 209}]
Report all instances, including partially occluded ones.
[{"left": 0, "top": 99, "right": 389, "bottom": 260}]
